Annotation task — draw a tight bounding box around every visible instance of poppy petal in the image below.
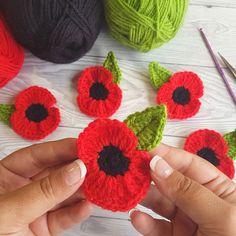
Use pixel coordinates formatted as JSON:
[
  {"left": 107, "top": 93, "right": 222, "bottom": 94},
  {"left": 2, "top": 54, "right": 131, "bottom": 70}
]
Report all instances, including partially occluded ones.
[
  {"left": 170, "top": 99, "right": 201, "bottom": 120},
  {"left": 170, "top": 72, "right": 204, "bottom": 98},
  {"left": 218, "top": 156, "right": 235, "bottom": 179},
  {"left": 184, "top": 129, "right": 235, "bottom": 179},
  {"left": 77, "top": 66, "right": 113, "bottom": 94},
  {"left": 14, "top": 86, "right": 56, "bottom": 110},
  {"left": 11, "top": 107, "right": 60, "bottom": 140},
  {"left": 156, "top": 83, "right": 174, "bottom": 104}
]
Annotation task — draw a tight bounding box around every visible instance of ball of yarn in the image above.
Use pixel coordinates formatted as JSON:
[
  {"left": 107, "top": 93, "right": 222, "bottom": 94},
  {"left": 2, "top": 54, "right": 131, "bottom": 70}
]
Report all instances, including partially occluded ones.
[
  {"left": 0, "top": 0, "right": 103, "bottom": 64},
  {"left": 0, "top": 16, "right": 24, "bottom": 88},
  {"left": 103, "top": 0, "right": 189, "bottom": 52}
]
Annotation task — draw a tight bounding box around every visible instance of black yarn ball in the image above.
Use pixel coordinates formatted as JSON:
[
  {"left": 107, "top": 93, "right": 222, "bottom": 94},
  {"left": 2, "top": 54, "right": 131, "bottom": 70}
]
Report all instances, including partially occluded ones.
[{"left": 0, "top": 0, "right": 103, "bottom": 64}]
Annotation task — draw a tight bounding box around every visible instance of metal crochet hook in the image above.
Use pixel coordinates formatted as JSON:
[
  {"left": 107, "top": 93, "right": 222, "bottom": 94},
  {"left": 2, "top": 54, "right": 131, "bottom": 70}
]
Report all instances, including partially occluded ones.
[
  {"left": 218, "top": 53, "right": 236, "bottom": 81},
  {"left": 199, "top": 28, "right": 236, "bottom": 106}
]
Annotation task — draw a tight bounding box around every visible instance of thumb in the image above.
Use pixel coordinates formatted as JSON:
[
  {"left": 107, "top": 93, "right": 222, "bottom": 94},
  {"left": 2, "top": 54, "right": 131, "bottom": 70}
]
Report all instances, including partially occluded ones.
[
  {"left": 150, "top": 155, "right": 231, "bottom": 225},
  {"left": 1, "top": 159, "right": 87, "bottom": 225}
]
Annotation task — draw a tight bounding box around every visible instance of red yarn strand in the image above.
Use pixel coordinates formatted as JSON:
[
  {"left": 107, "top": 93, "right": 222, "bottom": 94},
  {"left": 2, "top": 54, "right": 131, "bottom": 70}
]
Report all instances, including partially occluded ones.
[{"left": 0, "top": 16, "right": 24, "bottom": 88}]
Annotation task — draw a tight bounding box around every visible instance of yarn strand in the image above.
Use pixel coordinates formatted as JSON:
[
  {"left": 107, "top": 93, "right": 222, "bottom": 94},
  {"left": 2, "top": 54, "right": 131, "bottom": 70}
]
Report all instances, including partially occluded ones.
[
  {"left": 1, "top": 0, "right": 103, "bottom": 64},
  {"left": 104, "top": 0, "right": 189, "bottom": 52}
]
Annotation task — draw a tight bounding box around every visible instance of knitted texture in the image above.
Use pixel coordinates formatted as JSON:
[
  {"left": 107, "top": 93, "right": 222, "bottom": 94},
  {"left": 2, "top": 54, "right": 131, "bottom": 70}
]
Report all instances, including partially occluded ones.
[
  {"left": 184, "top": 129, "right": 235, "bottom": 179},
  {"left": 103, "top": 51, "right": 122, "bottom": 84},
  {"left": 77, "top": 52, "right": 123, "bottom": 118},
  {"left": 11, "top": 86, "right": 60, "bottom": 140},
  {"left": 124, "top": 105, "right": 167, "bottom": 151},
  {"left": 0, "top": 104, "right": 15, "bottom": 125},
  {"left": 150, "top": 66, "right": 204, "bottom": 120},
  {"left": 0, "top": 16, "right": 24, "bottom": 88},
  {"left": 224, "top": 130, "right": 236, "bottom": 160},
  {"left": 0, "top": 0, "right": 103, "bottom": 64},
  {"left": 103, "top": 0, "right": 189, "bottom": 52},
  {"left": 77, "top": 119, "right": 151, "bottom": 212},
  {"left": 149, "top": 62, "right": 172, "bottom": 90}
]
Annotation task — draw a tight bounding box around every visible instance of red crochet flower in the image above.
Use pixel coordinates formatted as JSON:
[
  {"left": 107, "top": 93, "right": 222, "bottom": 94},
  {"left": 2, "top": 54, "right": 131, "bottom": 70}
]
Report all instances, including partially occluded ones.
[
  {"left": 157, "top": 72, "right": 203, "bottom": 119},
  {"left": 77, "top": 66, "right": 122, "bottom": 118},
  {"left": 184, "top": 129, "right": 235, "bottom": 179},
  {"left": 11, "top": 86, "right": 60, "bottom": 140},
  {"left": 77, "top": 119, "right": 151, "bottom": 212}
]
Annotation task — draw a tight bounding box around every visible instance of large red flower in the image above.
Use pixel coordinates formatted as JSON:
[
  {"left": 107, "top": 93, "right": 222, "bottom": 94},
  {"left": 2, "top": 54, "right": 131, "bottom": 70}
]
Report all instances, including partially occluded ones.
[
  {"left": 157, "top": 72, "right": 203, "bottom": 119},
  {"left": 77, "top": 119, "right": 151, "bottom": 212},
  {"left": 77, "top": 66, "right": 122, "bottom": 118},
  {"left": 11, "top": 86, "right": 60, "bottom": 140},
  {"left": 184, "top": 129, "right": 235, "bottom": 179}
]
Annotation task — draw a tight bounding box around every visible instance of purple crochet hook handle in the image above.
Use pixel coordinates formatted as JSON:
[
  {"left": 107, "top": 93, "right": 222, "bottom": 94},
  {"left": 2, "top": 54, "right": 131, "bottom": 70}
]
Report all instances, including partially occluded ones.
[{"left": 199, "top": 28, "right": 236, "bottom": 106}]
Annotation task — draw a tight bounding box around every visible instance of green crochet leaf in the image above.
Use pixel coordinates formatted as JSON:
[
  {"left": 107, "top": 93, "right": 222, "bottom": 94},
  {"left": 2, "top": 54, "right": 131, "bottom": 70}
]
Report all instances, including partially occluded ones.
[
  {"left": 124, "top": 105, "right": 167, "bottom": 151},
  {"left": 149, "top": 62, "right": 172, "bottom": 90},
  {"left": 103, "top": 51, "right": 122, "bottom": 84},
  {"left": 224, "top": 130, "right": 236, "bottom": 160},
  {"left": 0, "top": 104, "right": 15, "bottom": 126}
]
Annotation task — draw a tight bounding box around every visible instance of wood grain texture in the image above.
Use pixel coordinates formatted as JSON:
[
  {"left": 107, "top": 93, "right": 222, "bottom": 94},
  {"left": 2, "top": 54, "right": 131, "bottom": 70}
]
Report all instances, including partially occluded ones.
[
  {"left": 86, "top": 5, "right": 236, "bottom": 67},
  {"left": 63, "top": 216, "right": 139, "bottom": 236},
  {"left": 191, "top": 0, "right": 236, "bottom": 8},
  {"left": 0, "top": 1, "right": 235, "bottom": 235}
]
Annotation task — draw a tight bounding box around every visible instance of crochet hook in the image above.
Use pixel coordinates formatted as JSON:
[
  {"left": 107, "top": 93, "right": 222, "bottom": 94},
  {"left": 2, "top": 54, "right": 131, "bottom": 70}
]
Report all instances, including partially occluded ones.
[
  {"left": 199, "top": 28, "right": 236, "bottom": 106},
  {"left": 218, "top": 53, "right": 236, "bottom": 81}
]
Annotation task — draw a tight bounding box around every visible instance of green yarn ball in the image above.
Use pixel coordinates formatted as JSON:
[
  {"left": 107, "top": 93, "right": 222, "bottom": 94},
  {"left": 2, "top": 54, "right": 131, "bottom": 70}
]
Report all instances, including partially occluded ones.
[{"left": 103, "top": 0, "right": 189, "bottom": 52}]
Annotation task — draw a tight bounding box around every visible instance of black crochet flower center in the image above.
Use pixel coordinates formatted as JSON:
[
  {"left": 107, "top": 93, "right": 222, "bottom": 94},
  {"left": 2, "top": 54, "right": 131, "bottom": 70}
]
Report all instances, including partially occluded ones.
[
  {"left": 197, "top": 147, "right": 220, "bottom": 166},
  {"left": 26, "top": 104, "right": 48, "bottom": 122},
  {"left": 90, "top": 82, "right": 109, "bottom": 100},
  {"left": 98, "top": 145, "right": 130, "bottom": 176},
  {"left": 172, "top": 87, "right": 190, "bottom": 105}
]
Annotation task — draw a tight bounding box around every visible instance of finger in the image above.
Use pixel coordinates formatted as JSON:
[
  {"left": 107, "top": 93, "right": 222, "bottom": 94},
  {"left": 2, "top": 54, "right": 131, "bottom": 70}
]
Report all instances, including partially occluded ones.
[
  {"left": 31, "top": 163, "right": 86, "bottom": 212},
  {"left": 0, "top": 160, "right": 87, "bottom": 226},
  {"left": 48, "top": 200, "right": 93, "bottom": 235},
  {"left": 151, "top": 143, "right": 221, "bottom": 183},
  {"left": 1, "top": 138, "right": 77, "bottom": 178},
  {"left": 141, "top": 185, "right": 176, "bottom": 219},
  {"left": 150, "top": 156, "right": 232, "bottom": 226},
  {"left": 31, "top": 162, "right": 69, "bottom": 181},
  {"left": 129, "top": 210, "right": 172, "bottom": 236},
  {"left": 151, "top": 144, "right": 236, "bottom": 202},
  {"left": 50, "top": 188, "right": 85, "bottom": 212}
]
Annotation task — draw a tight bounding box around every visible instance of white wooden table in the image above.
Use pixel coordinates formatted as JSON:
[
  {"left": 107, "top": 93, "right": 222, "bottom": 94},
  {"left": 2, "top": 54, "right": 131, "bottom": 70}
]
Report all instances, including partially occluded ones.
[{"left": 0, "top": 1, "right": 236, "bottom": 235}]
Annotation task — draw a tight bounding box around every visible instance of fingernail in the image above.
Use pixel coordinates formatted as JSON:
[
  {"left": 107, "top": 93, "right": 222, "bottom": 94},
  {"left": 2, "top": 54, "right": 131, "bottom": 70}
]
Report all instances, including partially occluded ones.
[
  {"left": 150, "top": 155, "right": 173, "bottom": 179},
  {"left": 64, "top": 160, "right": 87, "bottom": 186},
  {"left": 128, "top": 208, "right": 139, "bottom": 218}
]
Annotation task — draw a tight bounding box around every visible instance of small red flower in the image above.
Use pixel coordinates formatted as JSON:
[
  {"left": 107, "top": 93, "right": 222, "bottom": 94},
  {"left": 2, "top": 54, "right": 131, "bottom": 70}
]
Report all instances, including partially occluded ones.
[
  {"left": 77, "top": 66, "right": 122, "bottom": 118},
  {"left": 11, "top": 86, "right": 60, "bottom": 140},
  {"left": 77, "top": 119, "right": 151, "bottom": 212},
  {"left": 157, "top": 72, "right": 203, "bottom": 119},
  {"left": 184, "top": 129, "right": 235, "bottom": 179}
]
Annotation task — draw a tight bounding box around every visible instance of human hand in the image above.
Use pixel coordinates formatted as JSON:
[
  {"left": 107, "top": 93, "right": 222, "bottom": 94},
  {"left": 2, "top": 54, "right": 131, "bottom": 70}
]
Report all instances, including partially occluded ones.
[
  {"left": 130, "top": 144, "right": 236, "bottom": 236},
  {"left": 0, "top": 138, "right": 92, "bottom": 236}
]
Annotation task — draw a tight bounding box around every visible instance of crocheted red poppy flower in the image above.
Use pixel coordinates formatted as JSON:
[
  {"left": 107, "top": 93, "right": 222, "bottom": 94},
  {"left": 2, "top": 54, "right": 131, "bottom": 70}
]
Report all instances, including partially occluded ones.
[
  {"left": 11, "top": 86, "right": 60, "bottom": 140},
  {"left": 157, "top": 72, "right": 203, "bottom": 119},
  {"left": 77, "top": 66, "right": 122, "bottom": 118},
  {"left": 184, "top": 129, "right": 235, "bottom": 179},
  {"left": 77, "top": 119, "right": 151, "bottom": 212}
]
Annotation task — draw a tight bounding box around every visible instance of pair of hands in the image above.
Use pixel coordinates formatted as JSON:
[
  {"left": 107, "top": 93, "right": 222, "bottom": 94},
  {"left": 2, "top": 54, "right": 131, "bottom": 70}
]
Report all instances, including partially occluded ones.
[{"left": 0, "top": 139, "right": 235, "bottom": 236}]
